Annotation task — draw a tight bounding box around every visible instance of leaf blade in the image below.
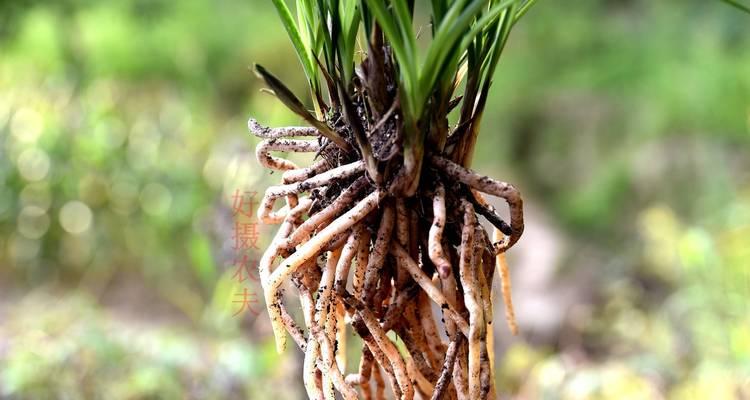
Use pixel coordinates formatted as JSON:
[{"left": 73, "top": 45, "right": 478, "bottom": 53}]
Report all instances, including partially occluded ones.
[
  {"left": 271, "top": 0, "right": 317, "bottom": 82},
  {"left": 255, "top": 64, "right": 351, "bottom": 151}
]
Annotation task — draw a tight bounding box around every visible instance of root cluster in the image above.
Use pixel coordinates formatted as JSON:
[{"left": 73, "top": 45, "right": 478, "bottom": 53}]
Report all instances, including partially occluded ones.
[{"left": 251, "top": 118, "right": 524, "bottom": 400}]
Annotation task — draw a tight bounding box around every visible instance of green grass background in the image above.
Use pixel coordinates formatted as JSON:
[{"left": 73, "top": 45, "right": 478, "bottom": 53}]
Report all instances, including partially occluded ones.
[{"left": 0, "top": 0, "right": 748, "bottom": 398}]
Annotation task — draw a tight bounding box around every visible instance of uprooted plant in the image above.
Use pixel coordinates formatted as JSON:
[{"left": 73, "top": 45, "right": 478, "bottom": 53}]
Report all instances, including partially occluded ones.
[{"left": 250, "top": 1, "right": 536, "bottom": 398}]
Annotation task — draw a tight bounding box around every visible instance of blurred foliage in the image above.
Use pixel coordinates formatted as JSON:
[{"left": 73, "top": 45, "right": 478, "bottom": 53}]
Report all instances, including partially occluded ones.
[
  {"left": 0, "top": 0, "right": 749, "bottom": 398},
  {"left": 0, "top": 291, "right": 299, "bottom": 399}
]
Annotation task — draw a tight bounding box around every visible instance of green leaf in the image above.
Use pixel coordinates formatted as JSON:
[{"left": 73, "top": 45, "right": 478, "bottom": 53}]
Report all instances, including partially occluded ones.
[
  {"left": 479, "top": 2, "right": 516, "bottom": 91},
  {"left": 316, "top": 0, "right": 339, "bottom": 92},
  {"left": 363, "top": 0, "right": 419, "bottom": 119},
  {"left": 392, "top": 0, "right": 418, "bottom": 70},
  {"left": 270, "top": 0, "right": 317, "bottom": 84},
  {"left": 721, "top": 0, "right": 750, "bottom": 13},
  {"left": 514, "top": 0, "right": 539, "bottom": 23},
  {"left": 359, "top": 1, "right": 373, "bottom": 39},
  {"left": 431, "top": 0, "right": 449, "bottom": 27},
  {"left": 420, "top": 0, "right": 488, "bottom": 108},
  {"left": 421, "top": 0, "right": 518, "bottom": 116},
  {"left": 336, "top": 0, "right": 362, "bottom": 85}
]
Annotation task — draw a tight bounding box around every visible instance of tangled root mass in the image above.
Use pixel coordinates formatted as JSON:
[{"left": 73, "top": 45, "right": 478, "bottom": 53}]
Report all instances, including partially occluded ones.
[{"left": 250, "top": 91, "right": 524, "bottom": 399}]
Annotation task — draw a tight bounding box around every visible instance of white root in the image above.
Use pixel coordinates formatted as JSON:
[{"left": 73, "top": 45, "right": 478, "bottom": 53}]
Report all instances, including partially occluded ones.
[
  {"left": 452, "top": 342, "right": 469, "bottom": 400},
  {"left": 259, "top": 202, "right": 302, "bottom": 225},
  {"left": 312, "top": 324, "right": 358, "bottom": 399},
  {"left": 351, "top": 226, "right": 372, "bottom": 298},
  {"left": 404, "top": 350, "right": 435, "bottom": 398},
  {"left": 320, "top": 251, "right": 343, "bottom": 393},
  {"left": 356, "top": 350, "right": 374, "bottom": 399},
  {"left": 258, "top": 160, "right": 364, "bottom": 223},
  {"left": 356, "top": 306, "right": 415, "bottom": 400},
  {"left": 431, "top": 336, "right": 462, "bottom": 400},
  {"left": 258, "top": 198, "right": 312, "bottom": 351},
  {"left": 477, "top": 234, "right": 496, "bottom": 399},
  {"left": 283, "top": 158, "right": 331, "bottom": 183},
  {"left": 256, "top": 138, "right": 321, "bottom": 171},
  {"left": 315, "top": 249, "right": 358, "bottom": 400},
  {"left": 351, "top": 315, "right": 401, "bottom": 399},
  {"left": 402, "top": 303, "right": 440, "bottom": 378},
  {"left": 395, "top": 198, "right": 410, "bottom": 288},
  {"left": 458, "top": 201, "right": 482, "bottom": 400},
  {"left": 494, "top": 228, "right": 519, "bottom": 336},
  {"left": 390, "top": 243, "right": 470, "bottom": 337},
  {"left": 361, "top": 204, "right": 395, "bottom": 302},
  {"left": 430, "top": 155, "right": 524, "bottom": 252},
  {"left": 486, "top": 275, "right": 497, "bottom": 400},
  {"left": 474, "top": 227, "right": 491, "bottom": 399},
  {"left": 323, "top": 230, "right": 350, "bottom": 252},
  {"left": 335, "top": 227, "right": 363, "bottom": 294},
  {"left": 315, "top": 249, "right": 341, "bottom": 337},
  {"left": 372, "top": 363, "right": 385, "bottom": 400},
  {"left": 252, "top": 121, "right": 528, "bottom": 400},
  {"left": 265, "top": 190, "right": 384, "bottom": 352},
  {"left": 279, "top": 302, "right": 307, "bottom": 350},
  {"left": 335, "top": 300, "right": 347, "bottom": 371},
  {"left": 255, "top": 138, "right": 320, "bottom": 209},
  {"left": 283, "top": 177, "right": 368, "bottom": 249},
  {"left": 301, "top": 282, "right": 358, "bottom": 399},
  {"left": 302, "top": 284, "right": 325, "bottom": 400},
  {"left": 249, "top": 118, "right": 319, "bottom": 138},
  {"left": 304, "top": 337, "right": 325, "bottom": 400},
  {"left": 440, "top": 263, "right": 459, "bottom": 339},
  {"left": 429, "top": 183, "right": 452, "bottom": 278},
  {"left": 418, "top": 290, "right": 448, "bottom": 361}
]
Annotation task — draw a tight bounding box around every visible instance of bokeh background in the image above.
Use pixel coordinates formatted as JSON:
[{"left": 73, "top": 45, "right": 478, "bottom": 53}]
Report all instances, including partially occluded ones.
[{"left": 1, "top": 0, "right": 749, "bottom": 398}]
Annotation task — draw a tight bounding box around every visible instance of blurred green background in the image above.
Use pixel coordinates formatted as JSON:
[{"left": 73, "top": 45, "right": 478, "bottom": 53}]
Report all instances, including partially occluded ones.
[{"left": 1, "top": 0, "right": 748, "bottom": 398}]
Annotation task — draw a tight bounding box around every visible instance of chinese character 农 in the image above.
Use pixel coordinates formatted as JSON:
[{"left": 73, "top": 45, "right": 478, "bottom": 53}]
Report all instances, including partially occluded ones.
[{"left": 231, "top": 254, "right": 260, "bottom": 282}]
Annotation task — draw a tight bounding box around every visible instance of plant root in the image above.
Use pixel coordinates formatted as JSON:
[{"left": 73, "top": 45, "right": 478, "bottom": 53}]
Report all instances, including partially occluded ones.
[{"left": 252, "top": 119, "right": 524, "bottom": 399}]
